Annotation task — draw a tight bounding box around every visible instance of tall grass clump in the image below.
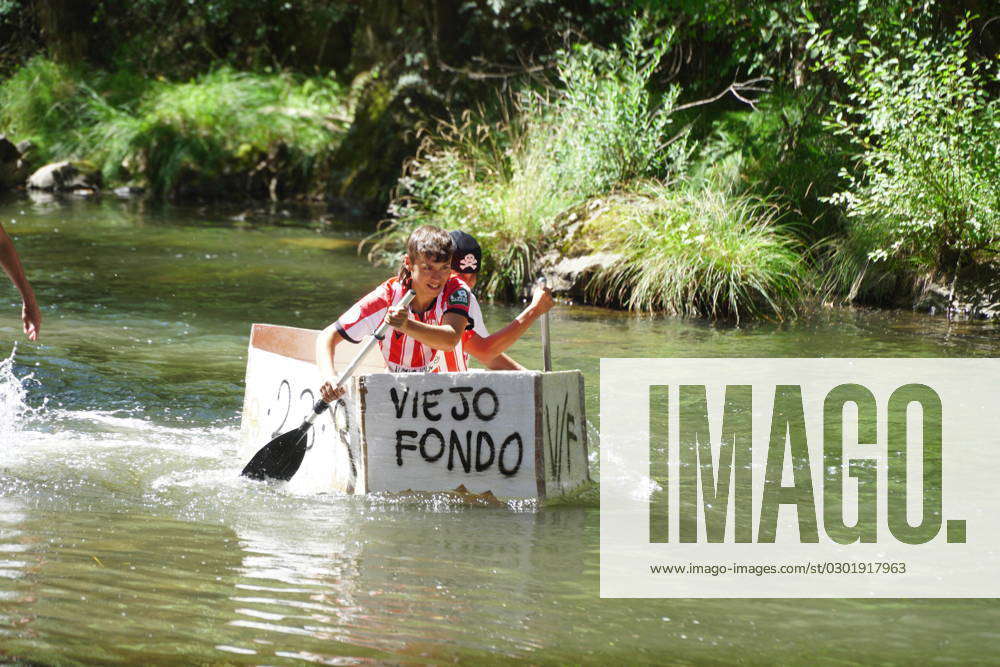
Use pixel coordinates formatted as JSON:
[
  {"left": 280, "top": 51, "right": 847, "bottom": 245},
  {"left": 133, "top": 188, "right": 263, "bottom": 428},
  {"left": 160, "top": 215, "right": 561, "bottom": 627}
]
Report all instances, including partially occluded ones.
[
  {"left": 0, "top": 57, "right": 95, "bottom": 147},
  {"left": 584, "top": 159, "right": 803, "bottom": 320},
  {"left": 370, "top": 18, "right": 687, "bottom": 299},
  {"left": 812, "top": 17, "right": 1000, "bottom": 294},
  {"left": 0, "top": 60, "right": 349, "bottom": 197},
  {"left": 98, "top": 68, "right": 347, "bottom": 196}
]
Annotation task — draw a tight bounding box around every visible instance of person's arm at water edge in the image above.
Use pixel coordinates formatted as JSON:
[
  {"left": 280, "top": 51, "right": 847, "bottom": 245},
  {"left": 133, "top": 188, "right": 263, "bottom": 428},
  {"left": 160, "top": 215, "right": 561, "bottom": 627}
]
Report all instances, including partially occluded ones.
[{"left": 0, "top": 223, "right": 40, "bottom": 340}]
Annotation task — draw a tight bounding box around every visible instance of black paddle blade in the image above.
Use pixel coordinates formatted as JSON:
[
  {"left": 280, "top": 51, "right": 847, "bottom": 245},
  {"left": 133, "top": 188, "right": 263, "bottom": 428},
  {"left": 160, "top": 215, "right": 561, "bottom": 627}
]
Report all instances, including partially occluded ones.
[{"left": 241, "top": 425, "right": 309, "bottom": 481}]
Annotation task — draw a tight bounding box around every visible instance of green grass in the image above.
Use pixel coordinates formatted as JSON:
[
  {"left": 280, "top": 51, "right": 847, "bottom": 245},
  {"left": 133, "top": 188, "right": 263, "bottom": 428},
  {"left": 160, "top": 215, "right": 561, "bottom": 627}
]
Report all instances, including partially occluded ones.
[
  {"left": 0, "top": 57, "right": 91, "bottom": 142},
  {"left": 0, "top": 58, "right": 350, "bottom": 197},
  {"left": 375, "top": 103, "right": 607, "bottom": 298},
  {"left": 370, "top": 106, "right": 597, "bottom": 299},
  {"left": 583, "top": 163, "right": 803, "bottom": 320}
]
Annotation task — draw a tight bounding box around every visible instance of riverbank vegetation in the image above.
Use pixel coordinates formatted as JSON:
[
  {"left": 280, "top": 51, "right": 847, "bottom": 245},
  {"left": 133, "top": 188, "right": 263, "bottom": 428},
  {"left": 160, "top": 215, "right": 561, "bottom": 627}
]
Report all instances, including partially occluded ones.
[
  {"left": 0, "top": 58, "right": 349, "bottom": 197},
  {"left": 368, "top": 25, "right": 804, "bottom": 318},
  {"left": 0, "top": 1, "right": 997, "bottom": 320},
  {"left": 816, "top": 18, "right": 1000, "bottom": 302}
]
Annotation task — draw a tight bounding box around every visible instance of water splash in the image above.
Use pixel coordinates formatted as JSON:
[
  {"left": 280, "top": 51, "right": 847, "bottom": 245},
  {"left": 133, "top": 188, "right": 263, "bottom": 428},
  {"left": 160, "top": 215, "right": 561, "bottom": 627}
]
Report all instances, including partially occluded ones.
[{"left": 0, "top": 346, "right": 37, "bottom": 436}]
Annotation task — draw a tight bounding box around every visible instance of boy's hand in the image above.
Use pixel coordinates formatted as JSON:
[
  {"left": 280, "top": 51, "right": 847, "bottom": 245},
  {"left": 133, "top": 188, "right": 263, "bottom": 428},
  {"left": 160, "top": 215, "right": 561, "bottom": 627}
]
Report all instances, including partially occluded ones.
[
  {"left": 386, "top": 304, "right": 410, "bottom": 330},
  {"left": 319, "top": 380, "right": 346, "bottom": 404},
  {"left": 530, "top": 284, "right": 554, "bottom": 316},
  {"left": 21, "top": 297, "right": 40, "bottom": 341}
]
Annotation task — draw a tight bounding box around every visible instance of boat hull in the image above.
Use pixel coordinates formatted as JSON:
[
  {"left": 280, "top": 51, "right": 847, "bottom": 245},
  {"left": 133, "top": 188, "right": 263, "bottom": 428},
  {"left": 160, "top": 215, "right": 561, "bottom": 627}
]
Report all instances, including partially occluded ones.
[{"left": 239, "top": 323, "right": 590, "bottom": 498}]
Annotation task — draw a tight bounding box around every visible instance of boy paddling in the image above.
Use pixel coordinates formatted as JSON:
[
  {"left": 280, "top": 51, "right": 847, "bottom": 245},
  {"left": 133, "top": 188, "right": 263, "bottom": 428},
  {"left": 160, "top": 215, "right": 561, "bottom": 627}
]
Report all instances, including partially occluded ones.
[
  {"left": 438, "top": 230, "right": 553, "bottom": 372},
  {"left": 316, "top": 225, "right": 484, "bottom": 402},
  {"left": 315, "top": 225, "right": 553, "bottom": 406}
]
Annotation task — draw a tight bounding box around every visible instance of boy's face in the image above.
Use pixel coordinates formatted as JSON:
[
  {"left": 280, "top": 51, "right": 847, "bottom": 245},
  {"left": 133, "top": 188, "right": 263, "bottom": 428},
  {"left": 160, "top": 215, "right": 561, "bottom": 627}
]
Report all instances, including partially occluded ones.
[
  {"left": 454, "top": 271, "right": 478, "bottom": 289},
  {"left": 408, "top": 253, "right": 452, "bottom": 299}
]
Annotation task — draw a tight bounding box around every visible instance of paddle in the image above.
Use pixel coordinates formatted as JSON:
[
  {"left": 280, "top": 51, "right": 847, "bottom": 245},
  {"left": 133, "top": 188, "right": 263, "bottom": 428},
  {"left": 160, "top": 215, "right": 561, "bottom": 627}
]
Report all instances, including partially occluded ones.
[
  {"left": 539, "top": 276, "right": 552, "bottom": 372},
  {"left": 241, "top": 289, "right": 416, "bottom": 481}
]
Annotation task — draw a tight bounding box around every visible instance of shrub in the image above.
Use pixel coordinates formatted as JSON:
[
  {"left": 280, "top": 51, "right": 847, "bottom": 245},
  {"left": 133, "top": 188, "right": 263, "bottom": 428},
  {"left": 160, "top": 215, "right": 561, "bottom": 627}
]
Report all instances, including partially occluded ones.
[
  {"left": 701, "top": 86, "right": 851, "bottom": 243},
  {"left": 584, "top": 160, "right": 803, "bottom": 320},
  {"left": 0, "top": 57, "right": 89, "bottom": 145},
  {"left": 813, "top": 17, "right": 1000, "bottom": 276},
  {"left": 97, "top": 68, "right": 347, "bottom": 195},
  {"left": 370, "top": 18, "right": 803, "bottom": 319},
  {"left": 0, "top": 60, "right": 349, "bottom": 197}
]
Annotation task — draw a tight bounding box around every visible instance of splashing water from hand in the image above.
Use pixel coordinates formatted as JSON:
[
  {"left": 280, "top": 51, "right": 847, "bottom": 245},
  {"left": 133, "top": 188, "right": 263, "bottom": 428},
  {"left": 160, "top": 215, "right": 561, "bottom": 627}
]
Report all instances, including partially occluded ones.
[{"left": 0, "top": 345, "right": 38, "bottom": 436}]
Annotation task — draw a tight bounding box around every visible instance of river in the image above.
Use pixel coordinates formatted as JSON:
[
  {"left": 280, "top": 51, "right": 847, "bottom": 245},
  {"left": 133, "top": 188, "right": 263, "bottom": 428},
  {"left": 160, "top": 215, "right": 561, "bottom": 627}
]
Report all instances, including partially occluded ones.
[{"left": 0, "top": 194, "right": 997, "bottom": 664}]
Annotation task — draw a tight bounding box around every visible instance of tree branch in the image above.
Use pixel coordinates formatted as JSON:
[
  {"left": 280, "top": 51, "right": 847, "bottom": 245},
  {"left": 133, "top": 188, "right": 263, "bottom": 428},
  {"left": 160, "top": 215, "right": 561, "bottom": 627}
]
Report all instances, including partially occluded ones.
[
  {"left": 439, "top": 57, "right": 552, "bottom": 81},
  {"left": 672, "top": 76, "right": 773, "bottom": 113}
]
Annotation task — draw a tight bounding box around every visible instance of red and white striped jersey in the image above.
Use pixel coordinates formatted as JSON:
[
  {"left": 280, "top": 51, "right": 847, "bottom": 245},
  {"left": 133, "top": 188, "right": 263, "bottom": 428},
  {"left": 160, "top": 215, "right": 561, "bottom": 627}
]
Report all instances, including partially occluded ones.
[
  {"left": 335, "top": 276, "right": 476, "bottom": 372},
  {"left": 436, "top": 290, "right": 489, "bottom": 372}
]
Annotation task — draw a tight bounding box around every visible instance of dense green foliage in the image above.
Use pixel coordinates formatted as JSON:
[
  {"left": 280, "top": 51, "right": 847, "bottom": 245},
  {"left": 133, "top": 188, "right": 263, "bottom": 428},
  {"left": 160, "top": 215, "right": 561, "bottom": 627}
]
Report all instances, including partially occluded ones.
[
  {"left": 370, "top": 21, "right": 688, "bottom": 299},
  {"left": 702, "top": 87, "right": 849, "bottom": 243},
  {"left": 0, "top": 58, "right": 349, "bottom": 196},
  {"left": 583, "top": 165, "right": 802, "bottom": 319},
  {"left": 817, "top": 18, "right": 1000, "bottom": 278},
  {"left": 0, "top": 0, "right": 355, "bottom": 77},
  {"left": 369, "top": 22, "right": 803, "bottom": 318},
  {"left": 0, "top": 0, "right": 996, "bottom": 318}
]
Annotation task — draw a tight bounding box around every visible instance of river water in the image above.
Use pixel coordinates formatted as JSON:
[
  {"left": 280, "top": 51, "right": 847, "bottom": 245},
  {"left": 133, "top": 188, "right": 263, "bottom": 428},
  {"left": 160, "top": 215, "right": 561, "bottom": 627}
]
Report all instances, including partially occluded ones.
[{"left": 0, "top": 195, "right": 997, "bottom": 664}]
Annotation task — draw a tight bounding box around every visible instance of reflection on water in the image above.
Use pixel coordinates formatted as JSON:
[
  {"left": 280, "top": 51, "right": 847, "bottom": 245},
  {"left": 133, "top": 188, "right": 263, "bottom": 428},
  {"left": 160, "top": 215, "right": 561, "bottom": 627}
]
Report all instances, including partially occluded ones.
[{"left": 0, "top": 195, "right": 998, "bottom": 663}]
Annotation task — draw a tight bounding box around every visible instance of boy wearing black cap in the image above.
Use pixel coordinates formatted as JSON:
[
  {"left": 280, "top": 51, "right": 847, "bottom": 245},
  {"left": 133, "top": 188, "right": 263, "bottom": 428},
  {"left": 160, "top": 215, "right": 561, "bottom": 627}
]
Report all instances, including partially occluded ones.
[{"left": 437, "top": 230, "right": 554, "bottom": 372}]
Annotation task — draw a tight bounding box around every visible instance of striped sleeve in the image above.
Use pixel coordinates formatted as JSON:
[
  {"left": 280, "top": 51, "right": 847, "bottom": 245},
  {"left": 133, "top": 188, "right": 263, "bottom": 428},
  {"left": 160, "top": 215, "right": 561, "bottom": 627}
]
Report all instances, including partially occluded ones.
[
  {"left": 467, "top": 293, "right": 489, "bottom": 337},
  {"left": 335, "top": 281, "right": 391, "bottom": 344},
  {"left": 442, "top": 276, "right": 474, "bottom": 330}
]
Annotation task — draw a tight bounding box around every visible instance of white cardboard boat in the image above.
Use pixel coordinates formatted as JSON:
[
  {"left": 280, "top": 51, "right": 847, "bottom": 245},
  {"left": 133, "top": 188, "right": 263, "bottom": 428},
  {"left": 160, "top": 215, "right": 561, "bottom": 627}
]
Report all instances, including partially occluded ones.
[{"left": 239, "top": 323, "right": 591, "bottom": 499}]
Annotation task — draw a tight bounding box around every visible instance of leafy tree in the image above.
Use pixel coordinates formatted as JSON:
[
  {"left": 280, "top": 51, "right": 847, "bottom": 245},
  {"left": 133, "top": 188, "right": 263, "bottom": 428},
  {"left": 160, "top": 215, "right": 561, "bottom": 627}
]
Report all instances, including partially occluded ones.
[{"left": 815, "top": 16, "right": 1000, "bottom": 273}]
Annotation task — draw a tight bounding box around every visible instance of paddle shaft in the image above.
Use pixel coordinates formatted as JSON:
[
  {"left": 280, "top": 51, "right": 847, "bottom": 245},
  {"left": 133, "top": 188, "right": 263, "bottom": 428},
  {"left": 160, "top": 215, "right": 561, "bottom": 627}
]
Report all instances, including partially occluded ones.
[{"left": 303, "top": 288, "right": 416, "bottom": 427}]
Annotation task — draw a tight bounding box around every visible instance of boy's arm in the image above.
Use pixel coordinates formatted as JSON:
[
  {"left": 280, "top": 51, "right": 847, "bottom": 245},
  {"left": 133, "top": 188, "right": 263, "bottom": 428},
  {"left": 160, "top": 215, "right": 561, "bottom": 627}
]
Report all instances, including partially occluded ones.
[
  {"left": 316, "top": 324, "right": 344, "bottom": 380},
  {"left": 315, "top": 324, "right": 347, "bottom": 402},
  {"left": 389, "top": 307, "right": 466, "bottom": 350},
  {"left": 470, "top": 284, "right": 553, "bottom": 360},
  {"left": 483, "top": 351, "right": 525, "bottom": 371},
  {"left": 0, "top": 223, "right": 40, "bottom": 340}
]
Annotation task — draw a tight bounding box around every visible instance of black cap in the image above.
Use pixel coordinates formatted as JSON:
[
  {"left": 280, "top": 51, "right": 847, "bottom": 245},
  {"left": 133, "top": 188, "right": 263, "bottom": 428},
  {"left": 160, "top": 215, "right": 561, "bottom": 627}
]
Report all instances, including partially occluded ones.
[{"left": 449, "top": 230, "right": 482, "bottom": 273}]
